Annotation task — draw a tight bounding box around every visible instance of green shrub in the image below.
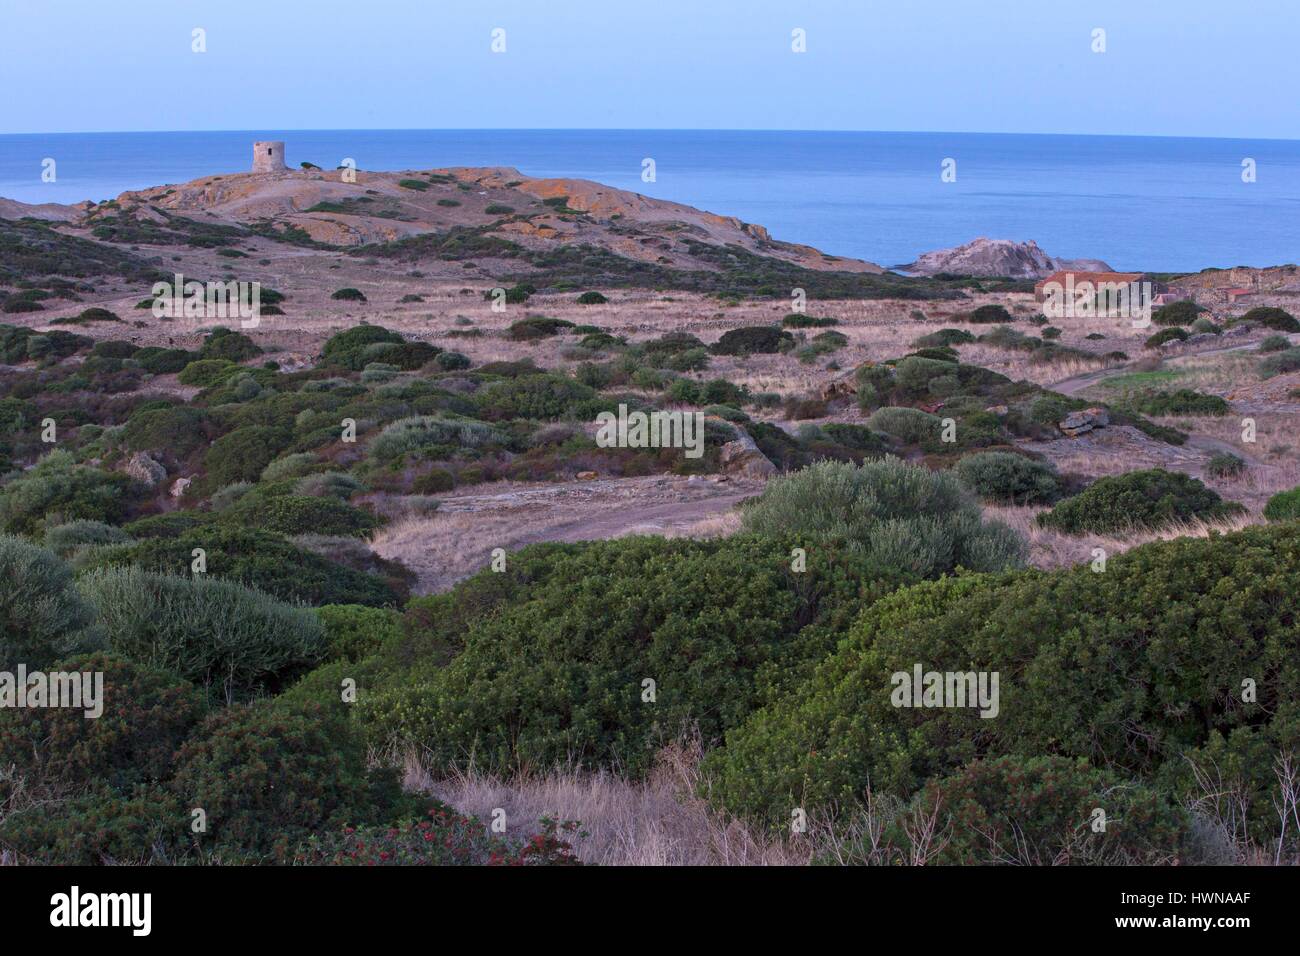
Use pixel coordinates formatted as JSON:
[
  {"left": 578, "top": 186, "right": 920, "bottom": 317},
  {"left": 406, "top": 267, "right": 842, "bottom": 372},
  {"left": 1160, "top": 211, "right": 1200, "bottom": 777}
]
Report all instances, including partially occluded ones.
[
  {"left": 42, "top": 519, "right": 132, "bottom": 556},
  {"left": 198, "top": 327, "right": 262, "bottom": 362},
  {"left": 331, "top": 287, "right": 367, "bottom": 302},
  {"left": 320, "top": 324, "right": 403, "bottom": 369},
  {"left": 0, "top": 450, "right": 138, "bottom": 536},
  {"left": 1145, "top": 327, "right": 1189, "bottom": 349},
  {"left": 316, "top": 604, "right": 402, "bottom": 663},
  {"left": 966, "top": 304, "right": 1012, "bottom": 324},
  {"left": 1124, "top": 388, "right": 1230, "bottom": 416},
  {"left": 0, "top": 535, "right": 95, "bottom": 669},
  {"left": 917, "top": 756, "right": 1188, "bottom": 865},
  {"left": 0, "top": 785, "right": 188, "bottom": 865},
  {"left": 484, "top": 204, "right": 515, "bottom": 215},
  {"left": 712, "top": 326, "right": 794, "bottom": 355},
  {"left": 359, "top": 536, "right": 912, "bottom": 775},
  {"left": 1037, "top": 468, "right": 1244, "bottom": 534},
  {"left": 576, "top": 291, "right": 608, "bottom": 305},
  {"left": 955, "top": 451, "right": 1059, "bottom": 504},
  {"left": 508, "top": 316, "right": 575, "bottom": 341},
  {"left": 78, "top": 567, "right": 326, "bottom": 701},
  {"left": 475, "top": 374, "right": 601, "bottom": 421},
  {"left": 1259, "top": 348, "right": 1300, "bottom": 378},
  {"left": 261, "top": 452, "right": 319, "bottom": 482},
  {"left": 739, "top": 458, "right": 1026, "bottom": 576},
  {"left": 435, "top": 350, "right": 471, "bottom": 371},
  {"left": 866, "top": 406, "right": 941, "bottom": 444},
  {"left": 225, "top": 493, "right": 377, "bottom": 537},
  {"left": 81, "top": 526, "right": 400, "bottom": 608},
  {"left": 202, "top": 425, "right": 291, "bottom": 488},
  {"left": 1151, "top": 300, "right": 1205, "bottom": 327},
  {"left": 172, "top": 700, "right": 401, "bottom": 860},
  {"left": 134, "top": 347, "right": 195, "bottom": 374},
  {"left": 369, "top": 415, "right": 506, "bottom": 461},
  {"left": 1258, "top": 334, "right": 1291, "bottom": 353},
  {"left": 295, "top": 471, "right": 361, "bottom": 500},
  {"left": 913, "top": 328, "right": 975, "bottom": 348},
  {"left": 781, "top": 314, "right": 838, "bottom": 329},
  {"left": 0, "top": 652, "right": 204, "bottom": 794},
  {"left": 1264, "top": 486, "right": 1300, "bottom": 522},
  {"left": 1205, "top": 452, "right": 1246, "bottom": 479},
  {"left": 177, "top": 358, "right": 237, "bottom": 387},
  {"left": 703, "top": 523, "right": 1300, "bottom": 829},
  {"left": 1238, "top": 306, "right": 1300, "bottom": 332},
  {"left": 122, "top": 405, "right": 209, "bottom": 457}
]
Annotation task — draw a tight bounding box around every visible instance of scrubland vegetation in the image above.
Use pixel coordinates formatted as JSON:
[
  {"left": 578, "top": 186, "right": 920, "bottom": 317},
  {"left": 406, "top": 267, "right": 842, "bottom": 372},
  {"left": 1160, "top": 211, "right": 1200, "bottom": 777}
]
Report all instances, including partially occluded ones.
[{"left": 2, "top": 236, "right": 1298, "bottom": 868}]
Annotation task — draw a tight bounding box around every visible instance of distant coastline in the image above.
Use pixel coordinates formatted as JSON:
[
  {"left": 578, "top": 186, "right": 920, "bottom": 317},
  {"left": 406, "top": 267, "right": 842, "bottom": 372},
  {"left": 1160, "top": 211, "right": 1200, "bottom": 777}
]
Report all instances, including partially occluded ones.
[{"left": 2, "top": 128, "right": 1299, "bottom": 272}]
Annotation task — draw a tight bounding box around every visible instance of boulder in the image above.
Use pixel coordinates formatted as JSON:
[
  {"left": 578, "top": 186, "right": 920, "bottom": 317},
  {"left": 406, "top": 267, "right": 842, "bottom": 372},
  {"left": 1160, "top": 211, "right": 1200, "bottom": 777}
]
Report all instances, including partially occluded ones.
[
  {"left": 122, "top": 451, "right": 166, "bottom": 488},
  {"left": 1059, "top": 407, "right": 1110, "bottom": 437},
  {"left": 718, "top": 428, "right": 777, "bottom": 478}
]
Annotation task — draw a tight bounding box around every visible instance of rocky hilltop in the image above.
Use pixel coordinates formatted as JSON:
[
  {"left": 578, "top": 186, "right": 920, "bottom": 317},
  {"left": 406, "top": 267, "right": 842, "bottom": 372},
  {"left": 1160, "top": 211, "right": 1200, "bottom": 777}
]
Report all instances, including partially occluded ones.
[
  {"left": 896, "top": 237, "right": 1111, "bottom": 278},
  {"left": 8, "top": 165, "right": 882, "bottom": 275}
]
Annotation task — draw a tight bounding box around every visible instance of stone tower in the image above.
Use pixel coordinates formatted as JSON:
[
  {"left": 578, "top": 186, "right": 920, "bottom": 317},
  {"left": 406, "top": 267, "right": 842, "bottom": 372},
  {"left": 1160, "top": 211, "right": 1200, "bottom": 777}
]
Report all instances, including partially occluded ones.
[{"left": 252, "top": 141, "right": 287, "bottom": 173}]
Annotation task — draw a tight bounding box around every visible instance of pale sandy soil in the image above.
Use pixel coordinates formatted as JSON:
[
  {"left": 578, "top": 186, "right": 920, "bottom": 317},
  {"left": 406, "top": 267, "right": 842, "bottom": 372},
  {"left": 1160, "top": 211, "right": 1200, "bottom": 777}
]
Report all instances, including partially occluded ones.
[{"left": 370, "top": 473, "right": 760, "bottom": 593}]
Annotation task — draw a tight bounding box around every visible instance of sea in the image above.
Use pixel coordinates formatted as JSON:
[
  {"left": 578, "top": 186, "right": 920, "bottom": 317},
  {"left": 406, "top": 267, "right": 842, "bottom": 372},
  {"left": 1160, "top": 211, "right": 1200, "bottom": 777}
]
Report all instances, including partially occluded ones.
[{"left": 2, "top": 129, "right": 1298, "bottom": 274}]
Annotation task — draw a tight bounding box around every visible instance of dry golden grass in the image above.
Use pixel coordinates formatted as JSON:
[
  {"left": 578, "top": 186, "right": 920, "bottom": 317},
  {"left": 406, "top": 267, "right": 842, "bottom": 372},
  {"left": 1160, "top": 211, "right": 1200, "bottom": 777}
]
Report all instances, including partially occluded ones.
[
  {"left": 985, "top": 503, "right": 1259, "bottom": 570},
  {"left": 405, "top": 741, "right": 806, "bottom": 866}
]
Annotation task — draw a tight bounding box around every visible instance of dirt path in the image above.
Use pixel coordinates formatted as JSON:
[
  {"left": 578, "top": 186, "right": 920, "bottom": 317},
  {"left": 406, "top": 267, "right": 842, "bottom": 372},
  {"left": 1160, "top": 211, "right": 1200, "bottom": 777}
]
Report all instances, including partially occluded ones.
[{"left": 372, "top": 473, "right": 763, "bottom": 593}]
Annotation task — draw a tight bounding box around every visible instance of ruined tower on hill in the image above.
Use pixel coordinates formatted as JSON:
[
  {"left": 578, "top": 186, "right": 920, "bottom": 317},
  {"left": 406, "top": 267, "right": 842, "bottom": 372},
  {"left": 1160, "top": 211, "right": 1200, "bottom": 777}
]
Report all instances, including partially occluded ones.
[{"left": 252, "top": 141, "right": 287, "bottom": 172}]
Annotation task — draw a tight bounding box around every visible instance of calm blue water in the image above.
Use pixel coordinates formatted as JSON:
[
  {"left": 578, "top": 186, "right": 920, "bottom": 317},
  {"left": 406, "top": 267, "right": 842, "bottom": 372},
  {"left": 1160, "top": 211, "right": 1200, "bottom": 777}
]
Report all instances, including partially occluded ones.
[{"left": 2, "top": 129, "right": 1298, "bottom": 273}]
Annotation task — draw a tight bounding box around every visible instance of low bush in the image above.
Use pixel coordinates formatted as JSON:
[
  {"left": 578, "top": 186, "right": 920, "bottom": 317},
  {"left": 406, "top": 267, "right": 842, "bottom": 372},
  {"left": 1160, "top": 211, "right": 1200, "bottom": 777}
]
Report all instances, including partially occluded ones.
[
  {"left": 316, "top": 604, "right": 403, "bottom": 663},
  {"left": 739, "top": 458, "right": 1026, "bottom": 577},
  {"left": 703, "top": 523, "right": 1300, "bottom": 832},
  {"left": 576, "top": 291, "right": 608, "bottom": 305},
  {"left": 508, "top": 316, "right": 575, "bottom": 341},
  {"left": 913, "top": 328, "right": 975, "bottom": 348},
  {"left": 331, "top": 288, "right": 367, "bottom": 302},
  {"left": 172, "top": 700, "right": 404, "bottom": 860},
  {"left": 1258, "top": 334, "right": 1291, "bottom": 353},
  {"left": 1125, "top": 389, "right": 1230, "bottom": 416},
  {"left": 78, "top": 566, "right": 327, "bottom": 701},
  {"left": 1237, "top": 306, "right": 1300, "bottom": 333},
  {"left": 866, "top": 406, "right": 942, "bottom": 445},
  {"left": 1263, "top": 486, "right": 1300, "bottom": 522},
  {"left": 781, "top": 314, "right": 839, "bottom": 329},
  {"left": 1205, "top": 452, "right": 1246, "bottom": 479},
  {"left": 1145, "top": 327, "right": 1189, "bottom": 349},
  {"left": 225, "top": 492, "right": 377, "bottom": 537},
  {"left": 1259, "top": 348, "right": 1300, "bottom": 378},
  {"left": 43, "top": 519, "right": 133, "bottom": 556},
  {"left": 966, "top": 304, "right": 1012, "bottom": 324},
  {"left": 198, "top": 327, "right": 262, "bottom": 362},
  {"left": 917, "top": 756, "right": 1188, "bottom": 865},
  {"left": 81, "top": 526, "right": 400, "bottom": 608},
  {"left": 202, "top": 426, "right": 292, "bottom": 488},
  {"left": 1036, "top": 468, "right": 1244, "bottom": 534},
  {"left": 178, "top": 358, "right": 237, "bottom": 387},
  {"left": 475, "top": 374, "right": 602, "bottom": 421},
  {"left": 0, "top": 450, "right": 139, "bottom": 536},
  {"left": 359, "top": 535, "right": 915, "bottom": 775},
  {"left": 0, "top": 536, "right": 95, "bottom": 669},
  {"left": 369, "top": 415, "right": 506, "bottom": 460},
  {"left": 0, "top": 652, "right": 204, "bottom": 794},
  {"left": 954, "top": 451, "right": 1059, "bottom": 505},
  {"left": 1151, "top": 300, "right": 1205, "bottom": 327},
  {"left": 711, "top": 326, "right": 794, "bottom": 355}
]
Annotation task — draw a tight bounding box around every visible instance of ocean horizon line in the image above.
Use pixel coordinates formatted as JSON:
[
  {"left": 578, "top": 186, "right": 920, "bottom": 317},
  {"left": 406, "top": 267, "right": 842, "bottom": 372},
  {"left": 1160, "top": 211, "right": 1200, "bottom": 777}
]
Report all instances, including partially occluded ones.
[{"left": 3, "top": 127, "right": 1300, "bottom": 145}]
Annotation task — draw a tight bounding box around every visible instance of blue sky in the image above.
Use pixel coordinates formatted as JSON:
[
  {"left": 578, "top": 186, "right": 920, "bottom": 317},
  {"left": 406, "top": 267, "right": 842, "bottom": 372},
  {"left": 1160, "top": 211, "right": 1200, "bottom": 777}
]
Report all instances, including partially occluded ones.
[{"left": 2, "top": 0, "right": 1297, "bottom": 138}]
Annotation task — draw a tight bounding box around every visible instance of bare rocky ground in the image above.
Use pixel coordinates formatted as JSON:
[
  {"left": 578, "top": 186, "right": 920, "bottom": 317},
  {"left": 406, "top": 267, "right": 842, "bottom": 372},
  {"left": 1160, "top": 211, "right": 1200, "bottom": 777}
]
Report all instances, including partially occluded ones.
[{"left": 6, "top": 169, "right": 1298, "bottom": 586}]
